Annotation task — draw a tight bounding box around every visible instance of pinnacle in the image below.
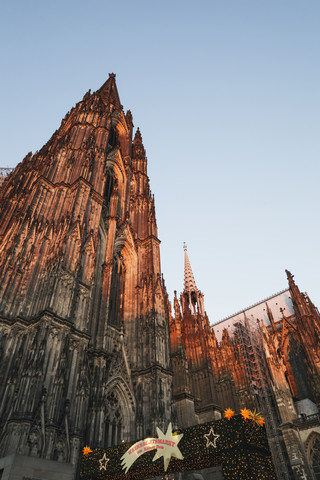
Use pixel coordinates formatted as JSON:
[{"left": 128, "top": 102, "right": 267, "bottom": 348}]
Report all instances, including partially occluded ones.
[
  {"left": 133, "top": 128, "right": 146, "bottom": 161},
  {"left": 285, "top": 269, "right": 295, "bottom": 285},
  {"left": 125, "top": 110, "right": 133, "bottom": 126},
  {"left": 285, "top": 268, "right": 292, "bottom": 278},
  {"left": 265, "top": 302, "right": 275, "bottom": 329},
  {"left": 134, "top": 128, "right": 143, "bottom": 143},
  {"left": 98, "top": 73, "right": 121, "bottom": 109},
  {"left": 183, "top": 243, "right": 198, "bottom": 293}
]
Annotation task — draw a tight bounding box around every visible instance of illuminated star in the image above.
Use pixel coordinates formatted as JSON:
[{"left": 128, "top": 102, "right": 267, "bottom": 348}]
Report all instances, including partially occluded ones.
[
  {"left": 224, "top": 408, "right": 235, "bottom": 420},
  {"left": 240, "top": 408, "right": 251, "bottom": 421},
  {"left": 152, "top": 422, "right": 184, "bottom": 472},
  {"left": 204, "top": 427, "right": 220, "bottom": 448},
  {"left": 99, "top": 453, "right": 110, "bottom": 471},
  {"left": 250, "top": 409, "right": 263, "bottom": 425},
  {"left": 82, "top": 445, "right": 92, "bottom": 455}
]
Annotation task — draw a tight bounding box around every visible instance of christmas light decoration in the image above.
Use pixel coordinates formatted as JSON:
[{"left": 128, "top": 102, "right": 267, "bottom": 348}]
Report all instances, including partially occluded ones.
[
  {"left": 80, "top": 414, "right": 276, "bottom": 480},
  {"left": 82, "top": 446, "right": 92, "bottom": 456},
  {"left": 99, "top": 453, "right": 110, "bottom": 471},
  {"left": 240, "top": 408, "right": 251, "bottom": 421},
  {"left": 224, "top": 408, "right": 235, "bottom": 420},
  {"left": 203, "top": 427, "right": 220, "bottom": 448},
  {"left": 249, "top": 409, "right": 263, "bottom": 425},
  {"left": 120, "top": 423, "right": 183, "bottom": 473}
]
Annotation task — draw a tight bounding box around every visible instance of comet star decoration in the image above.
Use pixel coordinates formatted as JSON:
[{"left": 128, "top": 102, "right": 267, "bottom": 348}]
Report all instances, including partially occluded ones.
[
  {"left": 152, "top": 423, "right": 184, "bottom": 471},
  {"left": 121, "top": 422, "right": 184, "bottom": 473}
]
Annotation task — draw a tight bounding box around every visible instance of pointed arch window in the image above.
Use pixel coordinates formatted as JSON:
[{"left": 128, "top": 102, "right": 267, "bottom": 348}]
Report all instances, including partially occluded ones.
[
  {"left": 108, "top": 254, "right": 125, "bottom": 328},
  {"left": 310, "top": 437, "right": 320, "bottom": 479},
  {"left": 107, "top": 127, "right": 117, "bottom": 150},
  {"left": 287, "top": 336, "right": 313, "bottom": 400},
  {"left": 103, "top": 171, "right": 114, "bottom": 209},
  {"left": 105, "top": 391, "right": 123, "bottom": 447}
]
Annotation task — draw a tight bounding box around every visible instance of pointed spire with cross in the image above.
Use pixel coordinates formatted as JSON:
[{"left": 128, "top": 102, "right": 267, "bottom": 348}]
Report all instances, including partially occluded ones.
[
  {"left": 181, "top": 243, "right": 205, "bottom": 316},
  {"left": 183, "top": 242, "right": 197, "bottom": 293}
]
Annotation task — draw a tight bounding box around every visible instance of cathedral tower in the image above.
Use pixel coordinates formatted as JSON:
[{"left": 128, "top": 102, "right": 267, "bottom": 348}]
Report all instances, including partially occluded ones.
[
  {"left": 0, "top": 75, "right": 173, "bottom": 478},
  {"left": 285, "top": 269, "right": 320, "bottom": 404},
  {"left": 170, "top": 244, "right": 221, "bottom": 425}
]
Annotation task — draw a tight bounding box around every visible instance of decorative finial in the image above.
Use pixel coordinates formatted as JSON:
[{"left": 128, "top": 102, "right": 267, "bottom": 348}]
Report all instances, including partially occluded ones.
[
  {"left": 183, "top": 242, "right": 187, "bottom": 251},
  {"left": 109, "top": 73, "right": 116, "bottom": 78}
]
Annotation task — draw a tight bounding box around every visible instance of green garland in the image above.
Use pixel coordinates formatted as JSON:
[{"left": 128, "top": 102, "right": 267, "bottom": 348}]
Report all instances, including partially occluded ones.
[{"left": 80, "top": 415, "right": 276, "bottom": 480}]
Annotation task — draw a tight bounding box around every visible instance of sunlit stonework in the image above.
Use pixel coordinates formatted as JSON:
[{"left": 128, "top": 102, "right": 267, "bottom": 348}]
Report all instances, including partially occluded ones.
[{"left": 0, "top": 75, "right": 319, "bottom": 480}]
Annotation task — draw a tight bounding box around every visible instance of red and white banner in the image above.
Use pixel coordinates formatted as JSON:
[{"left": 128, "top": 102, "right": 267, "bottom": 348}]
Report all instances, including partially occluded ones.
[{"left": 121, "top": 423, "right": 184, "bottom": 473}]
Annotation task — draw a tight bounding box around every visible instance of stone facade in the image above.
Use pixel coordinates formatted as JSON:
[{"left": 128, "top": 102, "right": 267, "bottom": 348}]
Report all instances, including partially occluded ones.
[
  {"left": 0, "top": 75, "right": 320, "bottom": 480},
  {"left": 171, "top": 247, "right": 320, "bottom": 479},
  {"left": 0, "top": 75, "right": 173, "bottom": 478}
]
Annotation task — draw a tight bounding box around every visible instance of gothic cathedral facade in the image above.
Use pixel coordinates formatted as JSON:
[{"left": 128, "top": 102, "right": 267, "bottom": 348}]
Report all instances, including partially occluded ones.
[
  {"left": 0, "top": 75, "right": 173, "bottom": 478},
  {"left": 0, "top": 75, "right": 319, "bottom": 480}
]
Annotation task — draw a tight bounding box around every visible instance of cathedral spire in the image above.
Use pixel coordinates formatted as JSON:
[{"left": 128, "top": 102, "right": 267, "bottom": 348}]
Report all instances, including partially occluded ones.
[
  {"left": 180, "top": 243, "right": 205, "bottom": 316},
  {"left": 183, "top": 242, "right": 197, "bottom": 293},
  {"left": 98, "top": 72, "right": 122, "bottom": 109}
]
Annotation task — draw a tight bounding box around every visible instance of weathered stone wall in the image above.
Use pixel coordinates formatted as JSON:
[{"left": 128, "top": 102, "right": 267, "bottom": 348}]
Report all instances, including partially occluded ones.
[{"left": 0, "top": 75, "right": 174, "bottom": 478}]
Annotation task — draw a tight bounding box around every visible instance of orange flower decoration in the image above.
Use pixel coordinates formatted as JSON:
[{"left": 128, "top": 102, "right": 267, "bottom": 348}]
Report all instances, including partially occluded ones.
[
  {"left": 240, "top": 408, "right": 251, "bottom": 421},
  {"left": 83, "top": 446, "right": 93, "bottom": 455},
  {"left": 258, "top": 416, "right": 265, "bottom": 426},
  {"left": 224, "top": 408, "right": 235, "bottom": 420}
]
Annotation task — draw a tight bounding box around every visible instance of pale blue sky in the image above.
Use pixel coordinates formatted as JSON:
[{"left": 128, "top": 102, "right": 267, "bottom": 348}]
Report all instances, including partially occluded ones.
[{"left": 1, "top": 0, "right": 320, "bottom": 321}]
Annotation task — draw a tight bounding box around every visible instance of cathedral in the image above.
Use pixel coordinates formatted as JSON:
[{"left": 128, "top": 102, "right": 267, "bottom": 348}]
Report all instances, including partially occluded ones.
[{"left": 0, "top": 75, "right": 319, "bottom": 480}]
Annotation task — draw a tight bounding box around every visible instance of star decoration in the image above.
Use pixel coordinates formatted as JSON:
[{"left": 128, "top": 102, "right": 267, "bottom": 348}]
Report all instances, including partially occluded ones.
[
  {"left": 250, "top": 409, "right": 263, "bottom": 425},
  {"left": 152, "top": 422, "right": 184, "bottom": 471},
  {"left": 224, "top": 408, "right": 235, "bottom": 420},
  {"left": 240, "top": 408, "right": 251, "bottom": 421},
  {"left": 99, "top": 453, "right": 110, "bottom": 471},
  {"left": 82, "top": 445, "right": 92, "bottom": 455},
  {"left": 204, "top": 427, "right": 220, "bottom": 448},
  {"left": 258, "top": 416, "right": 265, "bottom": 426}
]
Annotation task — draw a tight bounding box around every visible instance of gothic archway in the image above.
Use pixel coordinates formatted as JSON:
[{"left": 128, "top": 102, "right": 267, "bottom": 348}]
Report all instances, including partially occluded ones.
[
  {"left": 306, "top": 432, "right": 320, "bottom": 479},
  {"left": 104, "top": 377, "right": 136, "bottom": 446},
  {"left": 104, "top": 390, "right": 123, "bottom": 447}
]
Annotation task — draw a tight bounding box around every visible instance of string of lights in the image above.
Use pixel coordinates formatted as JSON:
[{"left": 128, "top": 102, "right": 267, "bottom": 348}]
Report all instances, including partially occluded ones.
[{"left": 80, "top": 412, "right": 275, "bottom": 480}]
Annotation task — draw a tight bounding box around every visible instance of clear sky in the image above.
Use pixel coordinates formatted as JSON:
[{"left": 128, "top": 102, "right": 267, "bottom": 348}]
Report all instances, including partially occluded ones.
[{"left": 1, "top": 0, "right": 320, "bottom": 322}]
